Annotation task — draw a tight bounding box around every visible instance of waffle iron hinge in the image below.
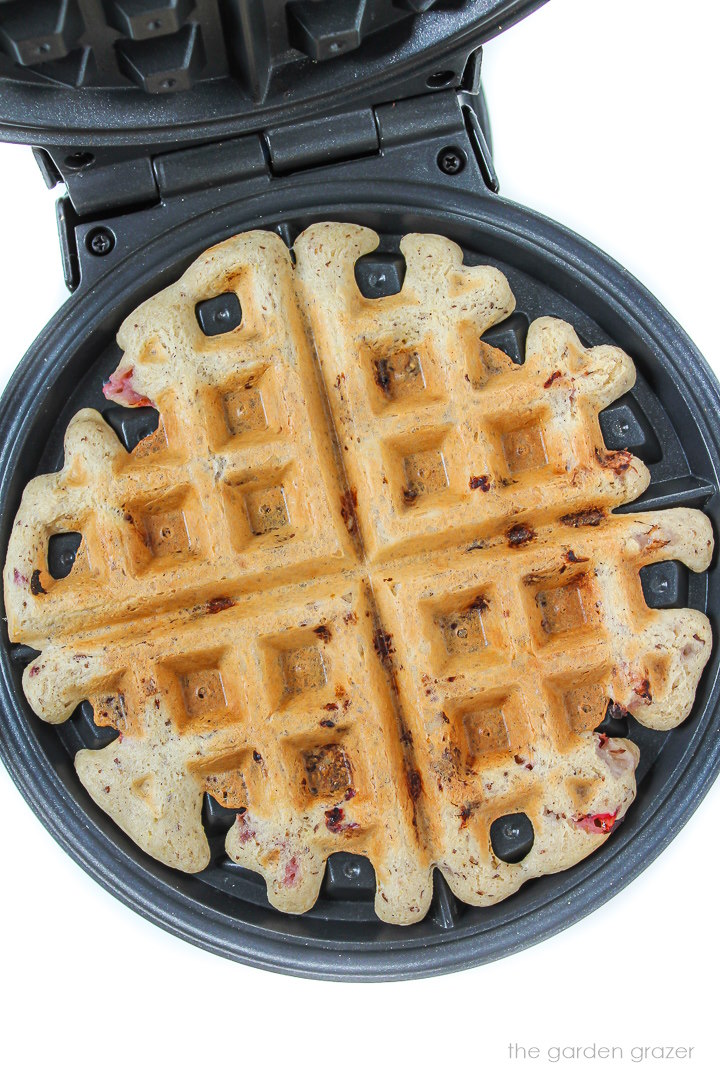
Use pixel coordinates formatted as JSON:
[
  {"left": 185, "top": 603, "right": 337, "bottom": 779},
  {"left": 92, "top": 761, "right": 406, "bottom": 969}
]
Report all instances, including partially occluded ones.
[
  {"left": 41, "top": 50, "right": 497, "bottom": 293},
  {"left": 152, "top": 84, "right": 493, "bottom": 185}
]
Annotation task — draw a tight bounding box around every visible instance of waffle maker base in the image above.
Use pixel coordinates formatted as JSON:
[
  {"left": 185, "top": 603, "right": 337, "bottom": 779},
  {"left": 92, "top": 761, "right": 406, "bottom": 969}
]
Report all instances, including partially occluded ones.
[{"left": 0, "top": 172, "right": 718, "bottom": 979}]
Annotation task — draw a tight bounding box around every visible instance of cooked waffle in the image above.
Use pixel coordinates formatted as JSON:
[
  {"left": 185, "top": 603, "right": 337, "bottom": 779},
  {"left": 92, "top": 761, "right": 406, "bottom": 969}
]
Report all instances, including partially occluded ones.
[{"left": 3, "top": 223, "right": 713, "bottom": 924}]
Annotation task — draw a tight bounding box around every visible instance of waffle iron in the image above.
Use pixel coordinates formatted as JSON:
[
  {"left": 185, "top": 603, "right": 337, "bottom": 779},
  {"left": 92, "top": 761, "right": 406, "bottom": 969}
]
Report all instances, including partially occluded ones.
[{"left": 0, "top": 0, "right": 718, "bottom": 980}]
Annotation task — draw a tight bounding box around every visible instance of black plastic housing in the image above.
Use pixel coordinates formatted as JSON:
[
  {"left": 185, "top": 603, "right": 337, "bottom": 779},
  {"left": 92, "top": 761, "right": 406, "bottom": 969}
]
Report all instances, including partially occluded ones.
[{"left": 0, "top": 0, "right": 718, "bottom": 981}]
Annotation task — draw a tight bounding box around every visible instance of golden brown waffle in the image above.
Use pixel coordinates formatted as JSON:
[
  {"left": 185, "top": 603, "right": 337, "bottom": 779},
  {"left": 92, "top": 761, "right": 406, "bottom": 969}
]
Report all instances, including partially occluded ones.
[{"left": 3, "top": 223, "right": 713, "bottom": 924}]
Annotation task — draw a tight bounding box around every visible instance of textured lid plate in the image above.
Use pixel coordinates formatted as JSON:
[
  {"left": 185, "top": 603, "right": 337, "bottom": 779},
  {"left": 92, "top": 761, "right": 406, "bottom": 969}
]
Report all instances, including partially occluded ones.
[{"left": 0, "top": 0, "right": 545, "bottom": 148}]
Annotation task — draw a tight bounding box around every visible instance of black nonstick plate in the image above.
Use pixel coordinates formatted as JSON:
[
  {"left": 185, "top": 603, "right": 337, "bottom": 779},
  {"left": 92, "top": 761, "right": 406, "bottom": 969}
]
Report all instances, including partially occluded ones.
[{"left": 0, "top": 169, "right": 718, "bottom": 978}]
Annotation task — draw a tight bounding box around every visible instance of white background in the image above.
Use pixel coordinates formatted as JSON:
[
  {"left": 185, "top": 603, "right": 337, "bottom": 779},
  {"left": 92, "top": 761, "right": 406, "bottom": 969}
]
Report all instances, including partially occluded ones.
[{"left": 0, "top": 1, "right": 717, "bottom": 1076}]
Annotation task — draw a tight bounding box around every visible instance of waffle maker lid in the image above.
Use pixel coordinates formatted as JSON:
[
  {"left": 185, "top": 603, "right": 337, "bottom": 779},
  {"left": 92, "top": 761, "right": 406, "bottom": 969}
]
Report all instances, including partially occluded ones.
[{"left": 0, "top": 0, "right": 544, "bottom": 149}]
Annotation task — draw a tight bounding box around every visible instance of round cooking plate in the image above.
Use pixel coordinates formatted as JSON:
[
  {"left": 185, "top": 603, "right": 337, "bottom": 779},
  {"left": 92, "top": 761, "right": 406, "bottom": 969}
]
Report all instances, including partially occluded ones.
[{"left": 1, "top": 181, "right": 718, "bottom": 978}]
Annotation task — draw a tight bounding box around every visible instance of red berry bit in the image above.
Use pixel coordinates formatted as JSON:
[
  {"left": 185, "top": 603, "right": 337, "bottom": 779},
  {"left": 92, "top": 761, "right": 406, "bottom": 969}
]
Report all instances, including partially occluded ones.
[
  {"left": 102, "top": 366, "right": 154, "bottom": 408},
  {"left": 325, "top": 806, "right": 359, "bottom": 835},
  {"left": 283, "top": 856, "right": 300, "bottom": 887},
  {"left": 235, "top": 810, "right": 256, "bottom": 843},
  {"left": 325, "top": 807, "right": 345, "bottom": 833},
  {"left": 575, "top": 810, "right": 618, "bottom": 834}
]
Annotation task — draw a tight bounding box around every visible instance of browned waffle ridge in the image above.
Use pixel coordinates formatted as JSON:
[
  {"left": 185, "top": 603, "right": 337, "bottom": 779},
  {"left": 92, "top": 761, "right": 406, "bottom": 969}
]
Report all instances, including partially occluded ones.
[{"left": 3, "top": 223, "right": 713, "bottom": 924}]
